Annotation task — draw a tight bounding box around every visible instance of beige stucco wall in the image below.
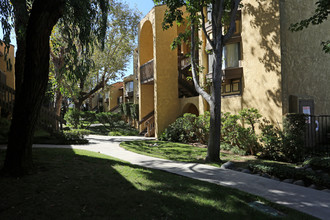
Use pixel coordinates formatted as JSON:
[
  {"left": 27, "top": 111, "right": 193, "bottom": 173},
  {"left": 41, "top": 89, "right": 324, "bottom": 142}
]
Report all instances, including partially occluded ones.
[
  {"left": 280, "top": 0, "right": 330, "bottom": 115},
  {"left": 0, "top": 43, "right": 15, "bottom": 89},
  {"left": 219, "top": 0, "right": 283, "bottom": 125},
  {"left": 180, "top": 96, "right": 199, "bottom": 116}
]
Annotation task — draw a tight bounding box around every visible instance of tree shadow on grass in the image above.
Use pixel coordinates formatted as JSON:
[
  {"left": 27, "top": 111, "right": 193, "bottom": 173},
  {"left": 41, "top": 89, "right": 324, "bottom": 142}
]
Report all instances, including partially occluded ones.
[{"left": 0, "top": 148, "right": 305, "bottom": 219}]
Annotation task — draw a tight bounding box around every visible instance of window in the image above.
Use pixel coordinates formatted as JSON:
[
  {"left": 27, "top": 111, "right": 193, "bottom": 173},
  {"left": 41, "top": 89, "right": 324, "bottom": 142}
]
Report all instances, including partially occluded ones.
[
  {"left": 125, "top": 81, "right": 133, "bottom": 92},
  {"left": 208, "top": 52, "right": 214, "bottom": 74},
  {"left": 221, "top": 79, "right": 241, "bottom": 96},
  {"left": 222, "top": 43, "right": 240, "bottom": 69}
]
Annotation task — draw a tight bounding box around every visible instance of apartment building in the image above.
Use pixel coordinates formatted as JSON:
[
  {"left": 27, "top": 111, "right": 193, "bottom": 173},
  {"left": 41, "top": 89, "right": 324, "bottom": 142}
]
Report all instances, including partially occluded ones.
[
  {"left": 137, "top": 1, "right": 330, "bottom": 137},
  {"left": 0, "top": 42, "right": 15, "bottom": 117}
]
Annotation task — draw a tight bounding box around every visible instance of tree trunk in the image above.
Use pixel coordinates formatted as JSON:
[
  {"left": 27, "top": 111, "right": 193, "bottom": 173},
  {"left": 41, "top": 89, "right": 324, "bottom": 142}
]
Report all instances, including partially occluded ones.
[
  {"left": 11, "top": 0, "right": 29, "bottom": 94},
  {"left": 54, "top": 89, "right": 63, "bottom": 117},
  {"left": 3, "top": 0, "right": 64, "bottom": 176}
]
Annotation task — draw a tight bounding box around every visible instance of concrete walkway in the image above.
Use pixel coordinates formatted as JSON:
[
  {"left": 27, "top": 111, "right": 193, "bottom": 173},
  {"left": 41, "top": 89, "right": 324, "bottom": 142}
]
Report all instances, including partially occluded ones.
[{"left": 14, "top": 135, "right": 330, "bottom": 219}]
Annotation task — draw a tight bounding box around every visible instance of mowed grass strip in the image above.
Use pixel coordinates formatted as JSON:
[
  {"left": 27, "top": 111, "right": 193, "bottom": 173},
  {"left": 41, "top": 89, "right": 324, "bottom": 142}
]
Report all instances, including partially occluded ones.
[
  {"left": 0, "top": 148, "right": 315, "bottom": 219},
  {"left": 120, "top": 141, "right": 294, "bottom": 169}
]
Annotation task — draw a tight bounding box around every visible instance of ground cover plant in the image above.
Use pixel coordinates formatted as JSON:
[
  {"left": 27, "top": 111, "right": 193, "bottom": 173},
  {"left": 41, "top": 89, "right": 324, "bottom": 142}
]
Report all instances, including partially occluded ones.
[{"left": 0, "top": 148, "right": 315, "bottom": 219}]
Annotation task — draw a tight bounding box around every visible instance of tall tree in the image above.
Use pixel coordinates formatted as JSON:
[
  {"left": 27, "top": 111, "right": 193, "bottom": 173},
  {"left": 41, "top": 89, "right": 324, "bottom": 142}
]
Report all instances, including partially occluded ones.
[
  {"left": 51, "top": 2, "right": 140, "bottom": 111},
  {"left": 154, "top": 0, "right": 241, "bottom": 162},
  {"left": 1, "top": 0, "right": 108, "bottom": 176},
  {"left": 290, "top": 0, "right": 330, "bottom": 53}
]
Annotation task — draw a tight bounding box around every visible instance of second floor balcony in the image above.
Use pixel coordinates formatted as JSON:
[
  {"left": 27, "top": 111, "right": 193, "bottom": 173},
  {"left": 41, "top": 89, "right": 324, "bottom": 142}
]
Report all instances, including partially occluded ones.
[{"left": 140, "top": 59, "right": 154, "bottom": 84}]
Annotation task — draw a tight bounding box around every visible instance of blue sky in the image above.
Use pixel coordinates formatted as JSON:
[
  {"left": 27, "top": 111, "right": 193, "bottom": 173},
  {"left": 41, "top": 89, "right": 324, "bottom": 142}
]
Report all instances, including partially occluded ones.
[
  {"left": 0, "top": 0, "right": 155, "bottom": 80},
  {"left": 124, "top": 0, "right": 155, "bottom": 79}
]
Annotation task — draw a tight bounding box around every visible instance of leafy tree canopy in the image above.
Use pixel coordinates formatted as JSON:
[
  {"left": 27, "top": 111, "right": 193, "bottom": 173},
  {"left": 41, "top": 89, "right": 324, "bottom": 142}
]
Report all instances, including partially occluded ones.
[{"left": 290, "top": 0, "right": 330, "bottom": 53}]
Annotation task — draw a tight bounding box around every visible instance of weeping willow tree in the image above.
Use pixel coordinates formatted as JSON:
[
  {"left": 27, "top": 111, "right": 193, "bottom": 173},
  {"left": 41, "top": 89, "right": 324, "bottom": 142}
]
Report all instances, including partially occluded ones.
[
  {"left": 0, "top": 0, "right": 109, "bottom": 176},
  {"left": 154, "top": 0, "right": 241, "bottom": 162}
]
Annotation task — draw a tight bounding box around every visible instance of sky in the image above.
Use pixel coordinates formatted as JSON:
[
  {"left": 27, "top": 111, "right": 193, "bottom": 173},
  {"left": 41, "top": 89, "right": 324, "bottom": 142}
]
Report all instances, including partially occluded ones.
[
  {"left": 0, "top": 0, "right": 155, "bottom": 80},
  {"left": 123, "top": 0, "right": 155, "bottom": 79}
]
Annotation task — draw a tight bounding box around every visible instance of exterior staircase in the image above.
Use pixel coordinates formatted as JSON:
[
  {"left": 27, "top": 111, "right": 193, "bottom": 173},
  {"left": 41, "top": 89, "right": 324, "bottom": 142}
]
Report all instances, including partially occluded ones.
[
  {"left": 0, "top": 82, "right": 63, "bottom": 132},
  {"left": 178, "top": 58, "right": 199, "bottom": 98},
  {"left": 138, "top": 111, "right": 155, "bottom": 137}
]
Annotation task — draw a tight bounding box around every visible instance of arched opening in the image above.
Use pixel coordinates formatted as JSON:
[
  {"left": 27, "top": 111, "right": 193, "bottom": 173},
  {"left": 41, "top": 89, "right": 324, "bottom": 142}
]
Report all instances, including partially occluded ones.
[
  {"left": 139, "top": 20, "right": 155, "bottom": 136},
  {"left": 140, "top": 21, "right": 153, "bottom": 66},
  {"left": 182, "top": 103, "right": 199, "bottom": 116}
]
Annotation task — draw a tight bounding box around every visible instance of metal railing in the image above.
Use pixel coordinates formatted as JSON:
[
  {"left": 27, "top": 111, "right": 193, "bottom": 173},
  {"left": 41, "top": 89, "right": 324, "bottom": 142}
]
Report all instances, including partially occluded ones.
[
  {"left": 305, "top": 115, "right": 330, "bottom": 154},
  {"left": 140, "top": 59, "right": 154, "bottom": 84}
]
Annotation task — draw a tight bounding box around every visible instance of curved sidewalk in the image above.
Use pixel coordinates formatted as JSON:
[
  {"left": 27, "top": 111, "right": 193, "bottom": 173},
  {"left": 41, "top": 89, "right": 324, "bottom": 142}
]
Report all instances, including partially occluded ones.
[{"left": 34, "top": 135, "right": 330, "bottom": 219}]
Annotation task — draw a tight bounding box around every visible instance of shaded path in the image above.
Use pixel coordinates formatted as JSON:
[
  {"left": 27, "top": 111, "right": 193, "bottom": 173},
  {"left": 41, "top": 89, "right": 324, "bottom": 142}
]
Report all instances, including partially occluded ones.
[{"left": 3, "top": 135, "right": 329, "bottom": 219}]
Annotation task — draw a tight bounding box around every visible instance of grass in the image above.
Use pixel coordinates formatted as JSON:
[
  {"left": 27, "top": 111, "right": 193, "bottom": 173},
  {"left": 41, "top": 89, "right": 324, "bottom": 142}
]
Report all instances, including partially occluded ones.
[
  {"left": 0, "top": 148, "right": 315, "bottom": 219},
  {"left": 120, "top": 140, "right": 295, "bottom": 169},
  {"left": 84, "top": 124, "right": 139, "bottom": 136}
]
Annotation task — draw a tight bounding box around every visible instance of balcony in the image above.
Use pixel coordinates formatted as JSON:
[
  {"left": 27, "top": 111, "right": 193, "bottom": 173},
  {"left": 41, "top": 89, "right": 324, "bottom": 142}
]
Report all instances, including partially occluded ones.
[{"left": 140, "top": 59, "right": 154, "bottom": 84}]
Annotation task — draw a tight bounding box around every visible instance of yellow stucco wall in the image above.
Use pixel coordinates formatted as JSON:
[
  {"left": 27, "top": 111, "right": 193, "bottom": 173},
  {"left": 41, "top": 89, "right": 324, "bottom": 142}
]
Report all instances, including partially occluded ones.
[
  {"left": 109, "top": 82, "right": 123, "bottom": 111},
  {"left": 0, "top": 43, "right": 15, "bottom": 89},
  {"left": 219, "top": 0, "right": 283, "bottom": 125},
  {"left": 138, "top": 5, "right": 193, "bottom": 136},
  {"left": 123, "top": 75, "right": 134, "bottom": 104},
  {"left": 154, "top": 5, "right": 181, "bottom": 136},
  {"left": 280, "top": 0, "right": 330, "bottom": 115},
  {"left": 140, "top": 84, "right": 154, "bottom": 119}
]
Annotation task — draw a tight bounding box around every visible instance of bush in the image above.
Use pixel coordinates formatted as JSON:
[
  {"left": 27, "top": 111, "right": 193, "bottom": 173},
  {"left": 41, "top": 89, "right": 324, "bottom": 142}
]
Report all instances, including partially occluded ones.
[
  {"left": 303, "top": 157, "right": 330, "bottom": 172},
  {"left": 159, "top": 113, "right": 210, "bottom": 144},
  {"left": 81, "top": 111, "right": 97, "bottom": 128},
  {"left": 221, "top": 109, "right": 261, "bottom": 155},
  {"left": 258, "top": 118, "right": 284, "bottom": 161},
  {"left": 249, "top": 163, "right": 330, "bottom": 188},
  {"left": 96, "top": 112, "right": 122, "bottom": 130},
  {"left": 64, "top": 108, "right": 81, "bottom": 129},
  {"left": 63, "top": 129, "right": 90, "bottom": 140},
  {"left": 282, "top": 114, "right": 307, "bottom": 162}
]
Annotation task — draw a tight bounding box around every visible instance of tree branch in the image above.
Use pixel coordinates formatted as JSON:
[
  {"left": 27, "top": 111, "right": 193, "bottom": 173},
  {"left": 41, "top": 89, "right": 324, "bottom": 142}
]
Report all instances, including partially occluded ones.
[
  {"left": 223, "top": 0, "right": 241, "bottom": 43},
  {"left": 191, "top": 19, "right": 212, "bottom": 105}
]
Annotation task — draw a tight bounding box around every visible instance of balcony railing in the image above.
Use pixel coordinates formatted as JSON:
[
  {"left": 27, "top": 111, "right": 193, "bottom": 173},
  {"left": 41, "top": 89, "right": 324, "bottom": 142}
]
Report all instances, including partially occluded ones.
[{"left": 140, "top": 59, "right": 154, "bottom": 84}]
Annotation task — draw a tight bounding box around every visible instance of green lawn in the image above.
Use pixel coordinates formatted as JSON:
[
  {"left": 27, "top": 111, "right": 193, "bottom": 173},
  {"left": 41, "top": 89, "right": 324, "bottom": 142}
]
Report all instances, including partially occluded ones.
[
  {"left": 120, "top": 140, "right": 292, "bottom": 169},
  {"left": 0, "top": 148, "right": 314, "bottom": 219}
]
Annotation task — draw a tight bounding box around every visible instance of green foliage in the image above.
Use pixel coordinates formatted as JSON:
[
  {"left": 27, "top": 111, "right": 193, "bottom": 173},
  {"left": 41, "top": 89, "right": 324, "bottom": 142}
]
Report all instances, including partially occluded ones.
[
  {"left": 282, "top": 114, "right": 307, "bottom": 162},
  {"left": 63, "top": 129, "right": 90, "bottom": 139},
  {"left": 221, "top": 109, "right": 261, "bottom": 155},
  {"left": 80, "top": 111, "right": 97, "bottom": 128},
  {"left": 221, "top": 112, "right": 241, "bottom": 148},
  {"left": 64, "top": 108, "right": 81, "bottom": 129},
  {"left": 303, "top": 157, "right": 330, "bottom": 172},
  {"left": 96, "top": 112, "right": 122, "bottom": 130},
  {"left": 290, "top": 0, "right": 330, "bottom": 53},
  {"left": 130, "top": 104, "right": 139, "bottom": 120},
  {"left": 159, "top": 113, "right": 210, "bottom": 144},
  {"left": 249, "top": 163, "right": 330, "bottom": 189},
  {"left": 122, "top": 103, "right": 131, "bottom": 118},
  {"left": 258, "top": 118, "right": 284, "bottom": 161},
  {"left": 108, "top": 128, "right": 139, "bottom": 136}
]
